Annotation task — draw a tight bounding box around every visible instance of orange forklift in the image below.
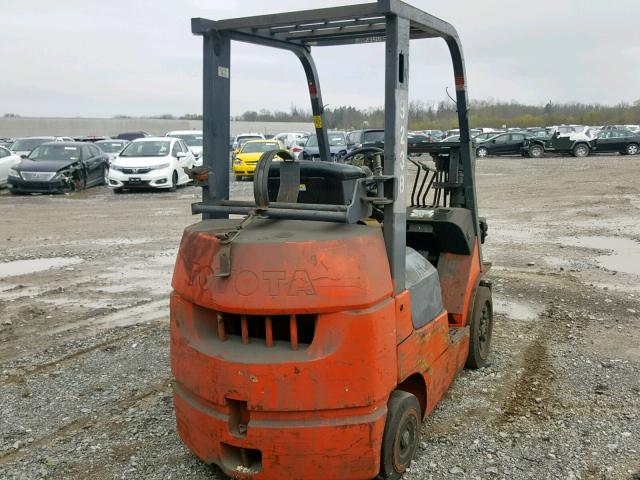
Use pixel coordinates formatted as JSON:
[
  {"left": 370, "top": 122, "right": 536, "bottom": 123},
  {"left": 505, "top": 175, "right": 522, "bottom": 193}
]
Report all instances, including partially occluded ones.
[{"left": 170, "top": 1, "right": 492, "bottom": 479}]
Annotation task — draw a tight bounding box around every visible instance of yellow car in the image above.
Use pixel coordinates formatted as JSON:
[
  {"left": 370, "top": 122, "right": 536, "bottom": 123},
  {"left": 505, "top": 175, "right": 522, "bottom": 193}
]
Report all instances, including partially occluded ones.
[{"left": 232, "top": 139, "right": 283, "bottom": 180}]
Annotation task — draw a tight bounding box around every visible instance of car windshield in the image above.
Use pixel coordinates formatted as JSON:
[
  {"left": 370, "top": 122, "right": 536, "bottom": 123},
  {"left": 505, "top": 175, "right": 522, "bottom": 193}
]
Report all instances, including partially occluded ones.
[
  {"left": 237, "top": 136, "right": 261, "bottom": 148},
  {"left": 120, "top": 141, "right": 170, "bottom": 157},
  {"left": 305, "top": 133, "right": 346, "bottom": 147},
  {"left": 29, "top": 144, "right": 80, "bottom": 161},
  {"left": 11, "top": 138, "right": 50, "bottom": 151},
  {"left": 172, "top": 133, "right": 203, "bottom": 147},
  {"left": 363, "top": 131, "right": 384, "bottom": 143},
  {"left": 241, "top": 142, "right": 280, "bottom": 153},
  {"left": 97, "top": 142, "right": 126, "bottom": 153}
]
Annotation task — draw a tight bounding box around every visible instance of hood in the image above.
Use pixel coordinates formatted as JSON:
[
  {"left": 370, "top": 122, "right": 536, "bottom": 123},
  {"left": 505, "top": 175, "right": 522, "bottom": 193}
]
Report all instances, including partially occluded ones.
[
  {"left": 235, "top": 152, "right": 264, "bottom": 163},
  {"left": 112, "top": 155, "right": 171, "bottom": 168},
  {"left": 12, "top": 150, "right": 31, "bottom": 157},
  {"left": 17, "top": 158, "right": 79, "bottom": 172}
]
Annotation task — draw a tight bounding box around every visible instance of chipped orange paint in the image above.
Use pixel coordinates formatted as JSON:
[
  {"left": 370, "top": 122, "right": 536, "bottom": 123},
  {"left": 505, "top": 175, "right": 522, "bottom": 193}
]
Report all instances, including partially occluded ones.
[{"left": 171, "top": 220, "right": 482, "bottom": 479}]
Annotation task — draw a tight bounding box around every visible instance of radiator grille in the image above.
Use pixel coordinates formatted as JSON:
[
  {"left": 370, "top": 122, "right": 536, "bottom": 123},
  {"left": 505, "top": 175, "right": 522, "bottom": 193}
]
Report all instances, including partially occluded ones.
[{"left": 217, "top": 312, "right": 316, "bottom": 350}]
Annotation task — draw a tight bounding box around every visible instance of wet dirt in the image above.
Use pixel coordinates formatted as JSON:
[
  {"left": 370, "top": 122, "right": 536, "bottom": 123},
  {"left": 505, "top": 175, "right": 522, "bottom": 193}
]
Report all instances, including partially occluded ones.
[{"left": 0, "top": 155, "right": 639, "bottom": 479}]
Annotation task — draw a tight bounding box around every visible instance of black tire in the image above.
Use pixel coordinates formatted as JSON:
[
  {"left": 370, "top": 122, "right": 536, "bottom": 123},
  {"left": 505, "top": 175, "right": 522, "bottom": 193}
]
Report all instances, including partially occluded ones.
[
  {"left": 100, "top": 166, "right": 108, "bottom": 185},
  {"left": 528, "top": 144, "right": 544, "bottom": 158},
  {"left": 113, "top": 188, "right": 123, "bottom": 194},
  {"left": 466, "top": 285, "right": 493, "bottom": 369},
  {"left": 235, "top": 175, "right": 243, "bottom": 181},
  {"left": 476, "top": 146, "right": 488, "bottom": 158},
  {"left": 379, "top": 391, "right": 422, "bottom": 480},
  {"left": 169, "top": 170, "right": 178, "bottom": 191},
  {"left": 625, "top": 143, "right": 639, "bottom": 155},
  {"left": 572, "top": 143, "right": 589, "bottom": 158}
]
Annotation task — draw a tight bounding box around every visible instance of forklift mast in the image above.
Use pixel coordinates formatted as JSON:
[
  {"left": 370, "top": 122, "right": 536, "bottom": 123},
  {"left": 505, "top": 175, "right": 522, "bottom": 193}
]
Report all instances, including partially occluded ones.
[{"left": 190, "top": 0, "right": 480, "bottom": 293}]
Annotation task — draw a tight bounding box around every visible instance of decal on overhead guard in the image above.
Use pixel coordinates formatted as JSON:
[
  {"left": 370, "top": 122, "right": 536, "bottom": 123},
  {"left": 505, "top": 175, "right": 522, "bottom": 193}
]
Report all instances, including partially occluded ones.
[
  {"left": 308, "top": 82, "right": 317, "bottom": 96},
  {"left": 218, "top": 66, "right": 229, "bottom": 78},
  {"left": 313, "top": 116, "right": 323, "bottom": 129},
  {"left": 455, "top": 75, "right": 465, "bottom": 91}
]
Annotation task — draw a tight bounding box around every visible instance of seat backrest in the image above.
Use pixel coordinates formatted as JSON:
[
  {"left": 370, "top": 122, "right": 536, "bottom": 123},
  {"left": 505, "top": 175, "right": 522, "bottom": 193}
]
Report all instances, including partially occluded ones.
[{"left": 267, "top": 160, "right": 366, "bottom": 205}]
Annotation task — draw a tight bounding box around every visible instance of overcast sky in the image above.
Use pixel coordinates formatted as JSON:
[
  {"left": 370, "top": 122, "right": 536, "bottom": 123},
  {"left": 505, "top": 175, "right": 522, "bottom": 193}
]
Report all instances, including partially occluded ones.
[{"left": 1, "top": 0, "right": 639, "bottom": 117}]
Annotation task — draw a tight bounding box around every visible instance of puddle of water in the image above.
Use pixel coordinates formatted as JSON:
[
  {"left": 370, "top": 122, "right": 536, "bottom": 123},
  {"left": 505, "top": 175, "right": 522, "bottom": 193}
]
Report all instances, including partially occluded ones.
[
  {"left": 560, "top": 236, "right": 640, "bottom": 276},
  {"left": 493, "top": 297, "right": 543, "bottom": 321},
  {"left": 0, "top": 257, "right": 83, "bottom": 278}
]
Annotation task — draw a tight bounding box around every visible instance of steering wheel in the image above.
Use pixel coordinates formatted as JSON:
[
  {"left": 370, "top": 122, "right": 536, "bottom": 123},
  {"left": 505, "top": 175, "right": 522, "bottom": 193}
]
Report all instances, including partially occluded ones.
[{"left": 341, "top": 146, "right": 384, "bottom": 175}]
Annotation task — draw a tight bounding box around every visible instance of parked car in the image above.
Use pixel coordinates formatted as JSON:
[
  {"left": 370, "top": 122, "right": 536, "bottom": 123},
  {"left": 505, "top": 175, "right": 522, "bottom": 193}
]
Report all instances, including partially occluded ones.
[
  {"left": 441, "top": 135, "right": 460, "bottom": 142},
  {"left": 0, "top": 146, "right": 21, "bottom": 187},
  {"left": 476, "top": 132, "right": 532, "bottom": 158},
  {"left": 421, "top": 129, "right": 445, "bottom": 142},
  {"left": 0, "top": 138, "right": 16, "bottom": 149},
  {"left": 8, "top": 142, "right": 109, "bottom": 194},
  {"left": 473, "top": 132, "right": 500, "bottom": 142},
  {"left": 10, "top": 136, "right": 69, "bottom": 158},
  {"left": 301, "top": 131, "right": 347, "bottom": 161},
  {"left": 273, "top": 132, "right": 309, "bottom": 150},
  {"left": 107, "top": 137, "right": 195, "bottom": 193},
  {"left": 232, "top": 133, "right": 265, "bottom": 151},
  {"left": 232, "top": 139, "right": 283, "bottom": 180},
  {"left": 113, "top": 131, "right": 151, "bottom": 141},
  {"left": 590, "top": 128, "right": 640, "bottom": 155},
  {"left": 523, "top": 126, "right": 595, "bottom": 158},
  {"left": 407, "top": 133, "right": 432, "bottom": 156},
  {"left": 166, "top": 130, "right": 203, "bottom": 164},
  {"left": 94, "top": 139, "right": 130, "bottom": 164},
  {"left": 290, "top": 134, "right": 310, "bottom": 160},
  {"left": 345, "top": 129, "right": 384, "bottom": 152}
]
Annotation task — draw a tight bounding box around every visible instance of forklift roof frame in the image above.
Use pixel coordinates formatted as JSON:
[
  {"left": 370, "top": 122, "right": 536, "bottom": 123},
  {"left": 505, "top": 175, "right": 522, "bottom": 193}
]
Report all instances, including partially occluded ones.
[{"left": 191, "top": 0, "right": 479, "bottom": 293}]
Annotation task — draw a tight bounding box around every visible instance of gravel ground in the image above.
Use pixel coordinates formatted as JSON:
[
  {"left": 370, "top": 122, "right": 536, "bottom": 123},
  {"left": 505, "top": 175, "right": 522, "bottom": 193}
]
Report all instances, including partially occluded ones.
[{"left": 0, "top": 154, "right": 638, "bottom": 479}]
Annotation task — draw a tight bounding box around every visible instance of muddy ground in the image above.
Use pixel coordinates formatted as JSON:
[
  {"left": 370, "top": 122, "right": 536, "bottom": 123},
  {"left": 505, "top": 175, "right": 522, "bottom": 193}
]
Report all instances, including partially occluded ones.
[{"left": 0, "top": 155, "right": 638, "bottom": 479}]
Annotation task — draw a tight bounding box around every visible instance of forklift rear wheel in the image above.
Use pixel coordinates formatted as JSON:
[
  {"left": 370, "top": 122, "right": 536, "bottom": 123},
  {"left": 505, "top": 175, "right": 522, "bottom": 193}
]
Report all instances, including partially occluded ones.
[
  {"left": 379, "top": 390, "right": 421, "bottom": 480},
  {"left": 465, "top": 286, "right": 493, "bottom": 369},
  {"left": 235, "top": 174, "right": 243, "bottom": 181}
]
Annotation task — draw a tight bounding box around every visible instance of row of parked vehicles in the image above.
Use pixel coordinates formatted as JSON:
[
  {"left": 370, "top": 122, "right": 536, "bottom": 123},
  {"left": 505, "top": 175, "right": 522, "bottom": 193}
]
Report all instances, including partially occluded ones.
[
  {"left": 408, "top": 124, "right": 640, "bottom": 158},
  {"left": 0, "top": 130, "right": 203, "bottom": 194},
  {"left": 2, "top": 123, "right": 639, "bottom": 192}
]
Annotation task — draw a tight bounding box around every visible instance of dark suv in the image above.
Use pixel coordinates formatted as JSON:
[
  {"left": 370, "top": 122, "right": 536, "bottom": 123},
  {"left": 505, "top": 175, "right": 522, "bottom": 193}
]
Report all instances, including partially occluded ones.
[{"left": 345, "top": 129, "right": 384, "bottom": 153}]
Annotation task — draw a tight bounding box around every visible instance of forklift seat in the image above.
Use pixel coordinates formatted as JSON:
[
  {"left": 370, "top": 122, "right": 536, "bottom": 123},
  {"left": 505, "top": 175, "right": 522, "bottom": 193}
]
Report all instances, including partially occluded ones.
[{"left": 267, "top": 160, "right": 367, "bottom": 205}]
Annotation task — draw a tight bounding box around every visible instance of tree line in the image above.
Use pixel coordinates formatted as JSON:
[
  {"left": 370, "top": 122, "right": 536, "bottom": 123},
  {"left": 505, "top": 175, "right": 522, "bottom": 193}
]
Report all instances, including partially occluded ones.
[{"left": 232, "top": 99, "right": 640, "bottom": 130}]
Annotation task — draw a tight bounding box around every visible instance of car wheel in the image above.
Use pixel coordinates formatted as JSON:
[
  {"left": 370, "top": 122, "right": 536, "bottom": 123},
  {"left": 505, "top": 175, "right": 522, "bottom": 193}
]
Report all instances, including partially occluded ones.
[
  {"left": 476, "top": 147, "right": 488, "bottom": 158},
  {"left": 625, "top": 143, "right": 639, "bottom": 155},
  {"left": 101, "top": 166, "right": 108, "bottom": 185},
  {"left": 379, "top": 390, "right": 421, "bottom": 480},
  {"left": 572, "top": 143, "right": 589, "bottom": 157},
  {"left": 113, "top": 188, "right": 123, "bottom": 194},
  {"left": 169, "top": 170, "right": 178, "bottom": 191},
  {"left": 528, "top": 144, "right": 544, "bottom": 158},
  {"left": 466, "top": 285, "right": 493, "bottom": 369}
]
